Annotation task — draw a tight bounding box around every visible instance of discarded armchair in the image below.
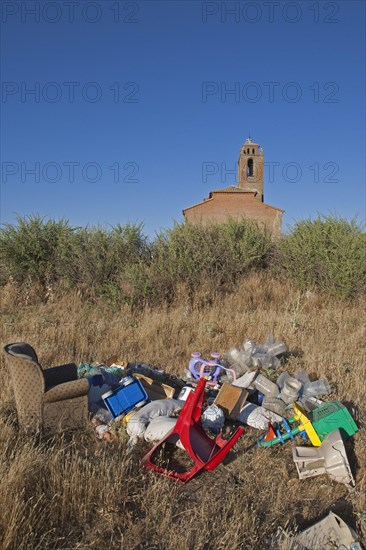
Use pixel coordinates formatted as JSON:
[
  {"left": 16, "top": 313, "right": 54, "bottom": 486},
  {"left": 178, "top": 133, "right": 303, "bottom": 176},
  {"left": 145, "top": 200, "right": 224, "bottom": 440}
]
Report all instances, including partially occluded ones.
[{"left": 3, "top": 342, "right": 89, "bottom": 433}]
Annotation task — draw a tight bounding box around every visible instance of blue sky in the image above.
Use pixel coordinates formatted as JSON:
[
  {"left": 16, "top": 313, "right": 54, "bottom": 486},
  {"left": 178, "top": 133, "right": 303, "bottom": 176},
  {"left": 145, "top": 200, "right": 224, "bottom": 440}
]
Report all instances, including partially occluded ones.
[{"left": 1, "top": 0, "right": 365, "bottom": 236}]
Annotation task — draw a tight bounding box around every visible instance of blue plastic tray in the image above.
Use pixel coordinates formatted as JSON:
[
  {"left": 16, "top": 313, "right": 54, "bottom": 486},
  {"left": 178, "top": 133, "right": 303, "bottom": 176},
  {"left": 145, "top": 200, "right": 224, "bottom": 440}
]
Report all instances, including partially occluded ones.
[{"left": 102, "top": 377, "right": 149, "bottom": 419}]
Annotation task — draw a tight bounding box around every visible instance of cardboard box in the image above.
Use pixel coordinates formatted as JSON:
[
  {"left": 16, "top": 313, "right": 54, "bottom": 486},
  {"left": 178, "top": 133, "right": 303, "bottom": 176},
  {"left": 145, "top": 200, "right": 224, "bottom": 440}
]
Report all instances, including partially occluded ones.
[
  {"left": 133, "top": 374, "right": 175, "bottom": 401},
  {"left": 214, "top": 383, "right": 248, "bottom": 421},
  {"left": 105, "top": 354, "right": 128, "bottom": 369}
]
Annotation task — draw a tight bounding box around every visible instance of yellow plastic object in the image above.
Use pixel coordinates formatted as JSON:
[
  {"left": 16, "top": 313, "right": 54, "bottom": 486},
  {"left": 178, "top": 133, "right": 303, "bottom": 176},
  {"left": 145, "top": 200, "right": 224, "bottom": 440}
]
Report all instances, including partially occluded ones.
[
  {"left": 293, "top": 401, "right": 322, "bottom": 447},
  {"left": 122, "top": 409, "right": 138, "bottom": 425}
]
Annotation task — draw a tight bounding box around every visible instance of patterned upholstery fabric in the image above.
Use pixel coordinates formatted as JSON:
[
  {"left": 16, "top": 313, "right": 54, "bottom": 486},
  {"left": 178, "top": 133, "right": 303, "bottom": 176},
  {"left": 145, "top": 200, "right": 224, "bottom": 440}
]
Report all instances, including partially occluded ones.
[
  {"left": 44, "top": 378, "right": 90, "bottom": 403},
  {"left": 44, "top": 396, "right": 88, "bottom": 433},
  {"left": 3, "top": 342, "right": 89, "bottom": 433}
]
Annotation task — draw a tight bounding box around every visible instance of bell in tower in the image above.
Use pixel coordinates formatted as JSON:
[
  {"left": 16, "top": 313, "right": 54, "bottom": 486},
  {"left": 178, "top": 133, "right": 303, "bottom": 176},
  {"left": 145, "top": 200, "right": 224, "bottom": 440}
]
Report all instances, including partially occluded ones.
[{"left": 238, "top": 136, "right": 264, "bottom": 202}]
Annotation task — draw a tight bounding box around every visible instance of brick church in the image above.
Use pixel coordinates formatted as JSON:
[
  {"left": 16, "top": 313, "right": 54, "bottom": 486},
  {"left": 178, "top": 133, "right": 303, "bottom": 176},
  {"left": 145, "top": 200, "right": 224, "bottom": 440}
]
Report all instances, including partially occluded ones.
[{"left": 183, "top": 137, "right": 284, "bottom": 237}]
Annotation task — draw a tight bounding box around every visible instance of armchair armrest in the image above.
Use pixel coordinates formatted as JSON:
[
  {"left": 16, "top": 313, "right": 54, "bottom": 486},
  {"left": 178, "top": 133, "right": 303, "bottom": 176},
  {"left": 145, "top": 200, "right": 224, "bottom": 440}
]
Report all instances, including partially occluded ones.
[{"left": 44, "top": 378, "right": 90, "bottom": 403}]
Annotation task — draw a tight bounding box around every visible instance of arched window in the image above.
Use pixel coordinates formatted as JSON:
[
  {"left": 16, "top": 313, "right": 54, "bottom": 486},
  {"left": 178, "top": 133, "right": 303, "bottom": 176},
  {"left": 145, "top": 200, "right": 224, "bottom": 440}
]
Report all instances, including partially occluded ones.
[
  {"left": 247, "top": 158, "right": 254, "bottom": 177},
  {"left": 252, "top": 148, "right": 255, "bottom": 154}
]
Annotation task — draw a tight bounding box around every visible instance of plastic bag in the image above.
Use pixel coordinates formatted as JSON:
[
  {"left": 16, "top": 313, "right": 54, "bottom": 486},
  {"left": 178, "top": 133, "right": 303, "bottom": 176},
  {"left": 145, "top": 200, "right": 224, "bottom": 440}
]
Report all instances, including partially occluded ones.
[
  {"left": 238, "top": 403, "right": 283, "bottom": 430},
  {"left": 126, "top": 399, "right": 184, "bottom": 446},
  {"left": 201, "top": 404, "right": 225, "bottom": 432}
]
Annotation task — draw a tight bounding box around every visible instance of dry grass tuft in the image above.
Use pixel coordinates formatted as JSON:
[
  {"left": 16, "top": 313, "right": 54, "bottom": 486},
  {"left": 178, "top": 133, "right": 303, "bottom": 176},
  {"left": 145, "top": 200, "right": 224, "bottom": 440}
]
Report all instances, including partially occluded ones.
[{"left": 0, "top": 275, "right": 365, "bottom": 549}]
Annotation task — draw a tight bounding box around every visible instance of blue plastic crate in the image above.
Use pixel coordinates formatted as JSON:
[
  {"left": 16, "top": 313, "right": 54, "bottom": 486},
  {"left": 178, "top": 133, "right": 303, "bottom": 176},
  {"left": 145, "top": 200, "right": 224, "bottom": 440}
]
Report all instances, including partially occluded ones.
[{"left": 102, "top": 377, "right": 149, "bottom": 419}]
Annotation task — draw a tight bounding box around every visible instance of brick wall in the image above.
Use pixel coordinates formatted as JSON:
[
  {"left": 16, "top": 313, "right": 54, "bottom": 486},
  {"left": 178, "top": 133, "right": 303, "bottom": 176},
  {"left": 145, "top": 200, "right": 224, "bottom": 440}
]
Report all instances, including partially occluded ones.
[{"left": 184, "top": 192, "right": 283, "bottom": 237}]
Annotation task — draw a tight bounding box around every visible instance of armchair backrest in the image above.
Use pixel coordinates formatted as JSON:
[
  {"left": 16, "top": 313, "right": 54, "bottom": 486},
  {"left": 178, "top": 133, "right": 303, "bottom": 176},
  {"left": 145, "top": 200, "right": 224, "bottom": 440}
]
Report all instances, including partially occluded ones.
[{"left": 3, "top": 342, "right": 45, "bottom": 431}]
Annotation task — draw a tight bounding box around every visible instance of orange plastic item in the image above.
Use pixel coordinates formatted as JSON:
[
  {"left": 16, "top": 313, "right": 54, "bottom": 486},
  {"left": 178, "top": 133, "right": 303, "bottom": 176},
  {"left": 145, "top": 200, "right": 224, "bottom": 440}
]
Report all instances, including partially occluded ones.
[
  {"left": 263, "top": 422, "right": 276, "bottom": 442},
  {"left": 141, "top": 378, "right": 244, "bottom": 483}
]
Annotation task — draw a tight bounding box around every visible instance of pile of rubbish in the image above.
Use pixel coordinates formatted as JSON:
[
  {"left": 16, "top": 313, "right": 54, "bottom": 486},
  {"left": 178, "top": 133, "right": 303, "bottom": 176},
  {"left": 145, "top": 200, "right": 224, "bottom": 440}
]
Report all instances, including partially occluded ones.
[{"left": 77, "top": 337, "right": 362, "bottom": 547}]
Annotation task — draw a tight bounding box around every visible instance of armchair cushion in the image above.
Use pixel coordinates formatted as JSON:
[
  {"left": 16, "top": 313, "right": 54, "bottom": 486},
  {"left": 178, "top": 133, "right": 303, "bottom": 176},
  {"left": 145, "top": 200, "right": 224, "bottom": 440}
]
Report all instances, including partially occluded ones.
[
  {"left": 44, "top": 378, "right": 90, "bottom": 403},
  {"left": 43, "top": 363, "right": 78, "bottom": 391}
]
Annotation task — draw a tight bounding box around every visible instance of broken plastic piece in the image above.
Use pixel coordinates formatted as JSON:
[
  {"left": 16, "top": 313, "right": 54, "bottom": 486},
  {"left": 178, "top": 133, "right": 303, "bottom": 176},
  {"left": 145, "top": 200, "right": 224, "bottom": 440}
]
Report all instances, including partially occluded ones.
[
  {"left": 263, "top": 422, "right": 276, "bottom": 442},
  {"left": 310, "top": 400, "right": 358, "bottom": 441},
  {"left": 293, "top": 401, "right": 322, "bottom": 446},
  {"left": 142, "top": 378, "right": 244, "bottom": 483},
  {"left": 292, "top": 428, "right": 355, "bottom": 488},
  {"left": 295, "top": 511, "right": 361, "bottom": 548},
  {"left": 259, "top": 400, "right": 358, "bottom": 447},
  {"left": 275, "top": 511, "right": 362, "bottom": 549}
]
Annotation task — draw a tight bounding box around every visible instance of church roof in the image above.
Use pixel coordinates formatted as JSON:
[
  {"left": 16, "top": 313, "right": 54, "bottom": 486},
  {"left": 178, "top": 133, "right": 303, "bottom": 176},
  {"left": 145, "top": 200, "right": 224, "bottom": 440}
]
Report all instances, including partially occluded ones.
[
  {"left": 210, "top": 185, "right": 250, "bottom": 193},
  {"left": 183, "top": 186, "right": 284, "bottom": 213}
]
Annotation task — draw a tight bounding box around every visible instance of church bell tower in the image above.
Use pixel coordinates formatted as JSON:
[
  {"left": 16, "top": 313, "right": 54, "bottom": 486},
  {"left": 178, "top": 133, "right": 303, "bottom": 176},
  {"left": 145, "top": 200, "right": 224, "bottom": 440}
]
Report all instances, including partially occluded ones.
[{"left": 238, "top": 136, "right": 264, "bottom": 202}]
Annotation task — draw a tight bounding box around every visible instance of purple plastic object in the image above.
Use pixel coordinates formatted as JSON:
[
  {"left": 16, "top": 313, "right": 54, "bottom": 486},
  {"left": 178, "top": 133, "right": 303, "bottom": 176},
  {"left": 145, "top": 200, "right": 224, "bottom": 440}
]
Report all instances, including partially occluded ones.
[
  {"left": 189, "top": 352, "right": 222, "bottom": 382},
  {"left": 199, "top": 360, "right": 222, "bottom": 383},
  {"left": 199, "top": 361, "right": 237, "bottom": 385},
  {"left": 188, "top": 352, "right": 204, "bottom": 380}
]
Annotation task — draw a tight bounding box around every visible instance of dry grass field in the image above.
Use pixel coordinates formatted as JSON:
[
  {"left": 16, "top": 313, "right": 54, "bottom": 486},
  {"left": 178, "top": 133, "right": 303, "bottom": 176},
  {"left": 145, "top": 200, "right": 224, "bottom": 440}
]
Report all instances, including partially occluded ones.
[{"left": 0, "top": 274, "right": 365, "bottom": 549}]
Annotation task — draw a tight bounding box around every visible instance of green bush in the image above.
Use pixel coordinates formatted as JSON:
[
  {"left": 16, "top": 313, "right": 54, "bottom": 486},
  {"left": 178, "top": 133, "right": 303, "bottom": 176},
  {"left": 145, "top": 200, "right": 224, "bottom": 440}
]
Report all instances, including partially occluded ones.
[
  {"left": 0, "top": 215, "right": 75, "bottom": 285},
  {"left": 276, "top": 214, "right": 366, "bottom": 299},
  {"left": 1, "top": 213, "right": 364, "bottom": 304},
  {"left": 148, "top": 218, "right": 272, "bottom": 300},
  {"left": 58, "top": 223, "right": 150, "bottom": 293}
]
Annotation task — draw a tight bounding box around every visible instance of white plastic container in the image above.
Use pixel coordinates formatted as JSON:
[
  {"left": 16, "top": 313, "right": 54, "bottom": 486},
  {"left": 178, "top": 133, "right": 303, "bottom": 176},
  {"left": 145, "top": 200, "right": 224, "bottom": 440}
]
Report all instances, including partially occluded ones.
[
  {"left": 279, "top": 377, "right": 302, "bottom": 404},
  {"left": 178, "top": 386, "right": 195, "bottom": 401},
  {"left": 253, "top": 373, "right": 279, "bottom": 397}
]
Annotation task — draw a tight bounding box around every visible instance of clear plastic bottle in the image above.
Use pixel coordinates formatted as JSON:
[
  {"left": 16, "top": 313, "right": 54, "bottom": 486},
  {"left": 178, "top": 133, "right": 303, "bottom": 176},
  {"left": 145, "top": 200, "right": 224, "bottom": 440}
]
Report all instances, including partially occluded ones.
[
  {"left": 266, "top": 341, "right": 287, "bottom": 356},
  {"left": 224, "top": 348, "right": 250, "bottom": 376},
  {"left": 279, "top": 377, "right": 302, "bottom": 404},
  {"left": 242, "top": 339, "right": 255, "bottom": 352},
  {"left": 294, "top": 368, "right": 310, "bottom": 386},
  {"left": 253, "top": 373, "right": 280, "bottom": 397},
  {"left": 277, "top": 372, "right": 291, "bottom": 391},
  {"left": 303, "top": 378, "right": 331, "bottom": 398}
]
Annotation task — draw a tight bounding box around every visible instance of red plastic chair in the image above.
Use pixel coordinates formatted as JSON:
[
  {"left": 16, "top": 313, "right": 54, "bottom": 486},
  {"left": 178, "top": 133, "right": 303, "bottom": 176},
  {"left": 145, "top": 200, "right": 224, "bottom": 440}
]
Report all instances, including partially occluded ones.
[{"left": 141, "top": 378, "right": 244, "bottom": 483}]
